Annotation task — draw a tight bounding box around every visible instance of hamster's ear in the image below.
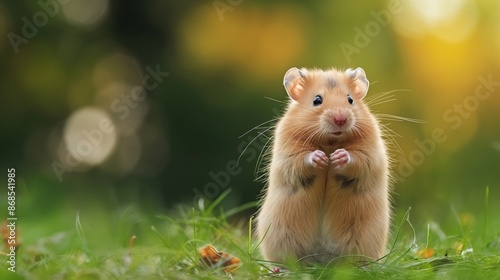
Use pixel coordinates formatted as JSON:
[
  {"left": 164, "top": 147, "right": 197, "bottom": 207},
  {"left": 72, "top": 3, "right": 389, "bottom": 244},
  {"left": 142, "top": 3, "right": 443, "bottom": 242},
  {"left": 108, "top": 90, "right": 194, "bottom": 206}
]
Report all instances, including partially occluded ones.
[
  {"left": 345, "top": 67, "right": 369, "bottom": 99},
  {"left": 283, "top": 67, "right": 307, "bottom": 101}
]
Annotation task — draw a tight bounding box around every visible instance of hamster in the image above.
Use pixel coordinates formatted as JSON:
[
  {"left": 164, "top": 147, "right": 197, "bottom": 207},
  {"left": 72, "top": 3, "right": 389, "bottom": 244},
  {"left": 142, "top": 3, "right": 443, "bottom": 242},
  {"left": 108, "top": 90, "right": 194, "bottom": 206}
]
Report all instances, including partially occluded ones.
[{"left": 256, "top": 67, "right": 390, "bottom": 264}]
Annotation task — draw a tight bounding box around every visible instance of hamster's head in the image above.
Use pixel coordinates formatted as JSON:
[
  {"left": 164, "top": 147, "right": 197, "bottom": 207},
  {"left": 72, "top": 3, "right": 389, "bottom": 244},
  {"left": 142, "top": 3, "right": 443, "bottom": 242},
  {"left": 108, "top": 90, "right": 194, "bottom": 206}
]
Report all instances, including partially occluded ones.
[{"left": 282, "top": 67, "right": 372, "bottom": 142}]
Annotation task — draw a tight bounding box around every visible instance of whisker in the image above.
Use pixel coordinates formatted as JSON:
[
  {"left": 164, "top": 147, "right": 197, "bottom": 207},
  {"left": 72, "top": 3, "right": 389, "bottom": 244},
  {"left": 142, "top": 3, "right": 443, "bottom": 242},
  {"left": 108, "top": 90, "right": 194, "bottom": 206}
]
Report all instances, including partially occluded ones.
[
  {"left": 368, "top": 98, "right": 397, "bottom": 107},
  {"left": 379, "top": 124, "right": 403, "bottom": 139},
  {"left": 263, "top": 96, "right": 288, "bottom": 105},
  {"left": 376, "top": 114, "right": 425, "bottom": 124},
  {"left": 237, "top": 126, "right": 274, "bottom": 165},
  {"left": 239, "top": 118, "right": 278, "bottom": 138},
  {"left": 366, "top": 89, "right": 412, "bottom": 106},
  {"left": 254, "top": 135, "right": 274, "bottom": 180},
  {"left": 379, "top": 124, "right": 405, "bottom": 156}
]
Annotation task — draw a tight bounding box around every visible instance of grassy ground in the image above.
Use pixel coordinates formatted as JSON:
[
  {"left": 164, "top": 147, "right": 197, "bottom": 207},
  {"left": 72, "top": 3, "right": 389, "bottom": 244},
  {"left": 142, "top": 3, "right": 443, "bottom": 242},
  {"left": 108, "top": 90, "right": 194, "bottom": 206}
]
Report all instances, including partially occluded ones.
[{"left": 1, "top": 188, "right": 500, "bottom": 280}]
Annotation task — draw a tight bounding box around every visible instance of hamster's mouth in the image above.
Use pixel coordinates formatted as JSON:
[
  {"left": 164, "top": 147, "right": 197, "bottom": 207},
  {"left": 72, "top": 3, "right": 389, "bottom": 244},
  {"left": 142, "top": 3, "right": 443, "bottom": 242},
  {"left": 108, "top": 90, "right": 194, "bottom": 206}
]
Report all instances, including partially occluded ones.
[{"left": 332, "top": 131, "right": 342, "bottom": 136}]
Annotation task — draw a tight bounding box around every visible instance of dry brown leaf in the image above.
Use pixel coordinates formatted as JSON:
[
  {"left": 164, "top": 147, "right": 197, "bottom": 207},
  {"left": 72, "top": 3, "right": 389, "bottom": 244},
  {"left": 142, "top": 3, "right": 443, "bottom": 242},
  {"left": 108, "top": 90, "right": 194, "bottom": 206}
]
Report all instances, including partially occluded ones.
[
  {"left": 417, "top": 247, "right": 435, "bottom": 259},
  {"left": 198, "top": 244, "right": 241, "bottom": 273}
]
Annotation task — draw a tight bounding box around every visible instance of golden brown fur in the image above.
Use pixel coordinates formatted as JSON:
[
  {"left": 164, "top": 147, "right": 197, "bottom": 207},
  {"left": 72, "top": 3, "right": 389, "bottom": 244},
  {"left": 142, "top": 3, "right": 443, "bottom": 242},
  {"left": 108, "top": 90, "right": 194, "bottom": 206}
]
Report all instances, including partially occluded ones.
[{"left": 256, "top": 67, "right": 390, "bottom": 264}]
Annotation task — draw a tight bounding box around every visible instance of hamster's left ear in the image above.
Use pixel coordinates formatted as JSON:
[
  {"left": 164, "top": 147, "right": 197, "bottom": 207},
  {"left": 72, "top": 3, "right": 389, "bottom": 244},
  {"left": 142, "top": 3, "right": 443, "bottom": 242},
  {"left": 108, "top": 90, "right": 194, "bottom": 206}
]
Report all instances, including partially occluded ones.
[
  {"left": 284, "top": 67, "right": 307, "bottom": 101},
  {"left": 345, "top": 67, "right": 369, "bottom": 99}
]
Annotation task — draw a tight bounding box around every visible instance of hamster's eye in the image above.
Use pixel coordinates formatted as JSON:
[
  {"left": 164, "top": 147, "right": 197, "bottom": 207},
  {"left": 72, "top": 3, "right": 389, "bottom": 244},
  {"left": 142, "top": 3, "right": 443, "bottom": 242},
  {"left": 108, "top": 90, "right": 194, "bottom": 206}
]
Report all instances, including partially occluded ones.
[
  {"left": 313, "top": 95, "right": 323, "bottom": 106},
  {"left": 347, "top": 95, "right": 354, "bottom": 105}
]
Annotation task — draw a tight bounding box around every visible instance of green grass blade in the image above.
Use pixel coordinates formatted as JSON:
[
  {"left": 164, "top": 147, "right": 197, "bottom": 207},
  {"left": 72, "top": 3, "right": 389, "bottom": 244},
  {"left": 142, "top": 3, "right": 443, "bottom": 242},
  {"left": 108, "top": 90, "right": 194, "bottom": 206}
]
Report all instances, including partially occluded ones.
[
  {"left": 483, "top": 186, "right": 490, "bottom": 243},
  {"left": 75, "top": 210, "right": 89, "bottom": 254},
  {"left": 248, "top": 215, "right": 254, "bottom": 254},
  {"left": 205, "top": 188, "right": 232, "bottom": 215},
  {"left": 384, "top": 207, "right": 412, "bottom": 264},
  {"left": 223, "top": 201, "right": 258, "bottom": 219}
]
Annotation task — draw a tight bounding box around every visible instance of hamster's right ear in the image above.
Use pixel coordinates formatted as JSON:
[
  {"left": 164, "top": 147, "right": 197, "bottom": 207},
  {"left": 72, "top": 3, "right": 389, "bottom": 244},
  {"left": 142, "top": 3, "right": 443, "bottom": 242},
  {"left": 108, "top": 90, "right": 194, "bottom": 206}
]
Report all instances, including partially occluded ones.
[{"left": 284, "top": 67, "right": 307, "bottom": 101}]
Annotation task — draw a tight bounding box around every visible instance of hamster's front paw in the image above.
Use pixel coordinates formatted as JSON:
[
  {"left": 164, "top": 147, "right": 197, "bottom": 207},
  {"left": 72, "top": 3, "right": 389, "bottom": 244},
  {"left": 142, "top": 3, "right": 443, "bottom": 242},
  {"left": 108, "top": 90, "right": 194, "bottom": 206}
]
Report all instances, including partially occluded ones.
[
  {"left": 305, "top": 150, "right": 328, "bottom": 168},
  {"left": 330, "top": 149, "right": 351, "bottom": 169}
]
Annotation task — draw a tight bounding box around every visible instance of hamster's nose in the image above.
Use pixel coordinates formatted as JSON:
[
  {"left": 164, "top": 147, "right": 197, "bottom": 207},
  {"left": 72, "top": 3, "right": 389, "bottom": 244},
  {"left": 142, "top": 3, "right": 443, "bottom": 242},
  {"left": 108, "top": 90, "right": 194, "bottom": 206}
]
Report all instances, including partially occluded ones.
[{"left": 334, "top": 117, "right": 346, "bottom": 127}]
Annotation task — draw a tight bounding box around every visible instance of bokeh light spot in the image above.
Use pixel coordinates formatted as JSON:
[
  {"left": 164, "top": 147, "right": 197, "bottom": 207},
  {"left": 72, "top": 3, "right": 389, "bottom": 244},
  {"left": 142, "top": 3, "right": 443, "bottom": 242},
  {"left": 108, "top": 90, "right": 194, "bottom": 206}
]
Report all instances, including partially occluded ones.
[
  {"left": 92, "top": 53, "right": 143, "bottom": 91},
  {"left": 61, "top": 0, "right": 109, "bottom": 27},
  {"left": 63, "top": 107, "right": 117, "bottom": 166},
  {"left": 95, "top": 82, "right": 149, "bottom": 136}
]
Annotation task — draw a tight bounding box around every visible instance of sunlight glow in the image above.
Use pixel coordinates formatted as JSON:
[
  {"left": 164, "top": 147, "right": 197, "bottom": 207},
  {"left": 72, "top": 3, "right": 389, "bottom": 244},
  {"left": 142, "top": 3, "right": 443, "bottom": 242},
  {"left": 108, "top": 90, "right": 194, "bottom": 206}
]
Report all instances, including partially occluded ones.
[
  {"left": 392, "top": 0, "right": 478, "bottom": 42},
  {"left": 179, "top": 4, "right": 307, "bottom": 81}
]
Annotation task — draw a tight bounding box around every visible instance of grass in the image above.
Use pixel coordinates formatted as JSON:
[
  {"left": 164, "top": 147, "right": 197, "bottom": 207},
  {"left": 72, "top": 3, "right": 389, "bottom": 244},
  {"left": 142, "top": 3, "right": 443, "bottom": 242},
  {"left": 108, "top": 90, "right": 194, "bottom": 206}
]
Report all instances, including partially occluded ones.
[{"left": 2, "top": 188, "right": 500, "bottom": 279}]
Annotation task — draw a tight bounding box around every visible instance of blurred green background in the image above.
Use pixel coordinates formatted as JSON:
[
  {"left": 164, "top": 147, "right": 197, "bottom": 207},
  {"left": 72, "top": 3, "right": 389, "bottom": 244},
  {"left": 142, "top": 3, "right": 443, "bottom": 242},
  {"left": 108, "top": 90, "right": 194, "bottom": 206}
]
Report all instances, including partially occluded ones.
[{"left": 0, "top": 0, "right": 499, "bottom": 248}]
